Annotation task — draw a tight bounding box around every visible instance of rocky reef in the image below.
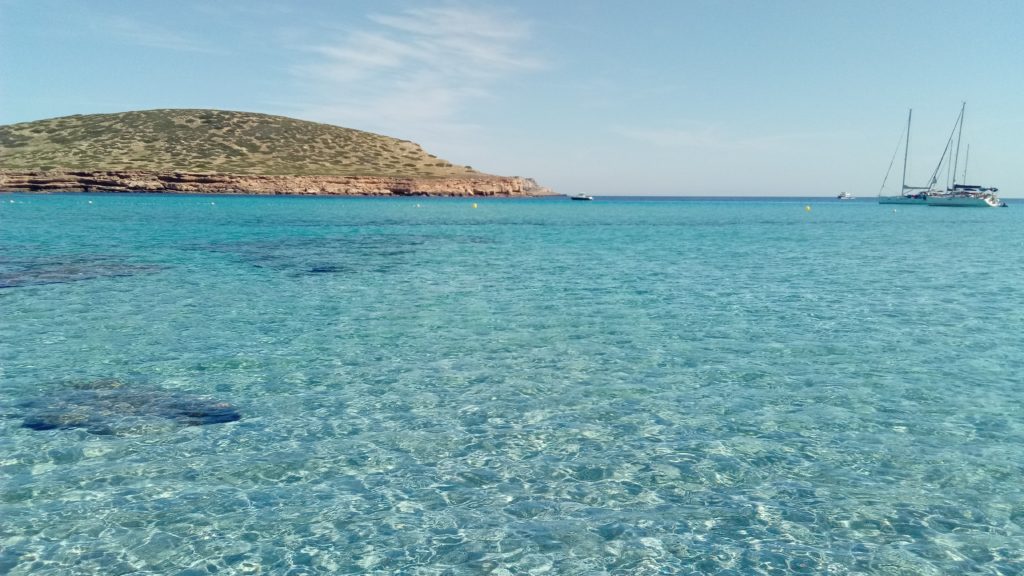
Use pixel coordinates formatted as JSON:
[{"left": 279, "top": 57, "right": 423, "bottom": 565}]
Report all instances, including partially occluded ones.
[
  {"left": 0, "top": 254, "right": 162, "bottom": 289},
  {"left": 16, "top": 380, "right": 241, "bottom": 435},
  {"left": 0, "top": 170, "right": 553, "bottom": 197}
]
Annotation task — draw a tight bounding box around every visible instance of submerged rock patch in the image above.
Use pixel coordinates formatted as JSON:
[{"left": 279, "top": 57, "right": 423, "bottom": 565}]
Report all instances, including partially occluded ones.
[
  {"left": 200, "top": 233, "right": 494, "bottom": 277},
  {"left": 0, "top": 255, "right": 162, "bottom": 288},
  {"left": 201, "top": 235, "right": 425, "bottom": 276},
  {"left": 18, "top": 379, "right": 240, "bottom": 435}
]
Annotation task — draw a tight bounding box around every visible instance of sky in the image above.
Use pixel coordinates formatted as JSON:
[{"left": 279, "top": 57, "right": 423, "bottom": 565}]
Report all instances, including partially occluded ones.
[{"left": 1, "top": 0, "right": 1021, "bottom": 196}]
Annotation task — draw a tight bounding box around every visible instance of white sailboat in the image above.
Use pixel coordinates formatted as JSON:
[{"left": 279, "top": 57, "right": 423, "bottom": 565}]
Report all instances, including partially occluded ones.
[
  {"left": 927, "top": 187, "right": 1004, "bottom": 207},
  {"left": 878, "top": 109, "right": 930, "bottom": 205},
  {"left": 925, "top": 103, "right": 1006, "bottom": 207}
]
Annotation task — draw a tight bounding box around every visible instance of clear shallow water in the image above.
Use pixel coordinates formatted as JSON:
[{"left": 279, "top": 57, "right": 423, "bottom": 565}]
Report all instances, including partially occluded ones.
[{"left": 2, "top": 193, "right": 1023, "bottom": 575}]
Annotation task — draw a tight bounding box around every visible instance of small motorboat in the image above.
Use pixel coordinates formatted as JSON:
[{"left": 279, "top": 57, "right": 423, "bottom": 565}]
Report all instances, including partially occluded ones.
[
  {"left": 570, "top": 194, "right": 594, "bottom": 201},
  {"left": 837, "top": 191, "right": 855, "bottom": 200}
]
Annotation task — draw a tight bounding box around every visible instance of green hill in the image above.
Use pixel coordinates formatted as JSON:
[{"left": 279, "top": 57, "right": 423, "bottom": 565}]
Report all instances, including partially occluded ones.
[{"left": 0, "top": 109, "right": 482, "bottom": 178}]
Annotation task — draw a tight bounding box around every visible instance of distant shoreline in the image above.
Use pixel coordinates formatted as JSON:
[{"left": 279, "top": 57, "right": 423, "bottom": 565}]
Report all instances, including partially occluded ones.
[{"left": 0, "top": 170, "right": 554, "bottom": 197}]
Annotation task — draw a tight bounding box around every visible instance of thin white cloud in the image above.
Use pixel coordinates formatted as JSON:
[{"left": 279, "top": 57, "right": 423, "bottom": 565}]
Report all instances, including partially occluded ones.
[
  {"left": 615, "top": 126, "right": 732, "bottom": 149},
  {"left": 289, "top": 5, "right": 543, "bottom": 140},
  {"left": 196, "top": 3, "right": 295, "bottom": 19},
  {"left": 615, "top": 125, "right": 850, "bottom": 152},
  {"left": 100, "top": 15, "right": 216, "bottom": 53}
]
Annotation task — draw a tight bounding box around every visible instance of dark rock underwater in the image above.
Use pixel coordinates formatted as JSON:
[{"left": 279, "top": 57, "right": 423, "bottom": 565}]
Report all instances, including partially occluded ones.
[
  {"left": 0, "top": 254, "right": 162, "bottom": 289},
  {"left": 16, "top": 379, "right": 241, "bottom": 435}
]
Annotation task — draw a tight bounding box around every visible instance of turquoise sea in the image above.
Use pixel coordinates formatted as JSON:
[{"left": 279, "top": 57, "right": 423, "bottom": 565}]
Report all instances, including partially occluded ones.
[{"left": 2, "top": 193, "right": 1023, "bottom": 575}]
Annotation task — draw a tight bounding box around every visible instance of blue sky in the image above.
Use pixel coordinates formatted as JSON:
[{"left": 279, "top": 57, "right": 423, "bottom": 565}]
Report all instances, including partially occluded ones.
[{"left": 2, "top": 0, "right": 1021, "bottom": 196}]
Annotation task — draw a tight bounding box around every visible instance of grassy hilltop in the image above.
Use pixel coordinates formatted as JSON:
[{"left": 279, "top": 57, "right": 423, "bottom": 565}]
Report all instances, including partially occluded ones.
[{"left": 0, "top": 109, "right": 482, "bottom": 178}]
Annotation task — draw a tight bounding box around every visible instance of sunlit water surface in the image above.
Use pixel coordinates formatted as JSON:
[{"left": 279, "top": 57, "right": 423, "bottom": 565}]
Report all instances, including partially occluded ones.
[{"left": 2, "top": 194, "right": 1023, "bottom": 575}]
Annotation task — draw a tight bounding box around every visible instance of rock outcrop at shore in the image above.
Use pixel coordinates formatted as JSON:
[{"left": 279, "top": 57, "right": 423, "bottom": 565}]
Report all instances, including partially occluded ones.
[{"left": 0, "top": 171, "right": 553, "bottom": 197}]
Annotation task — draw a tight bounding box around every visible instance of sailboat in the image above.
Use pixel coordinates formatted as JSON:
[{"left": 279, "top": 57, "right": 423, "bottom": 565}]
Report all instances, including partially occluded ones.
[
  {"left": 878, "top": 109, "right": 930, "bottom": 204},
  {"left": 925, "top": 103, "right": 1006, "bottom": 207}
]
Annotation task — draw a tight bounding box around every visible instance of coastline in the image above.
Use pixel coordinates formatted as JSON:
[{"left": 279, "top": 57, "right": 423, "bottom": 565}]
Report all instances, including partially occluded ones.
[{"left": 0, "top": 170, "right": 554, "bottom": 197}]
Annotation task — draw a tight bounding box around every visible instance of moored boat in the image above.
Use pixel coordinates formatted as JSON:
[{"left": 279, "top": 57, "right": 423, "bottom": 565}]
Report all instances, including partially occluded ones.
[
  {"left": 925, "top": 104, "right": 1005, "bottom": 208},
  {"left": 879, "top": 192, "right": 929, "bottom": 204},
  {"left": 879, "top": 104, "right": 1006, "bottom": 207},
  {"left": 926, "top": 186, "right": 1006, "bottom": 207},
  {"left": 878, "top": 109, "right": 931, "bottom": 205},
  {"left": 569, "top": 194, "right": 594, "bottom": 201}
]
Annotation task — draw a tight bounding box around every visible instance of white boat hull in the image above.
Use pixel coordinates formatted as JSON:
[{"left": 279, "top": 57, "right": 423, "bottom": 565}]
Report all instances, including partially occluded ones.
[
  {"left": 878, "top": 195, "right": 928, "bottom": 205},
  {"left": 926, "top": 194, "right": 1003, "bottom": 207}
]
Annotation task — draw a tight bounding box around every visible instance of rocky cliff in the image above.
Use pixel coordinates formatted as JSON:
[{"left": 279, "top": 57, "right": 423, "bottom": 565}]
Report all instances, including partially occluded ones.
[{"left": 0, "top": 171, "right": 553, "bottom": 197}]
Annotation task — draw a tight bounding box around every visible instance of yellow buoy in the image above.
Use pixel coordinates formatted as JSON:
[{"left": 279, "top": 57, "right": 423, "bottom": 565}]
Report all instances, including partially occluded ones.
[
  {"left": 472, "top": 203, "right": 478, "bottom": 209},
  {"left": 804, "top": 205, "right": 811, "bottom": 212}
]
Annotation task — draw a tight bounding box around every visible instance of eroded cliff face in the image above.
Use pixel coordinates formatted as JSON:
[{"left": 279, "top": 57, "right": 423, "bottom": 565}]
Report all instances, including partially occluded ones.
[{"left": 0, "top": 171, "right": 554, "bottom": 197}]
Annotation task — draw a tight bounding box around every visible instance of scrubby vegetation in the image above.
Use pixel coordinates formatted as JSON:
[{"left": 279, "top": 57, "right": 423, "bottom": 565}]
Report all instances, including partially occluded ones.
[{"left": 0, "top": 109, "right": 482, "bottom": 178}]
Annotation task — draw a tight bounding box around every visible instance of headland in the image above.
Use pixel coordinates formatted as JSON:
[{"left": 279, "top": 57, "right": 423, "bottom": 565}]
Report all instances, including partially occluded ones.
[{"left": 0, "top": 109, "right": 552, "bottom": 197}]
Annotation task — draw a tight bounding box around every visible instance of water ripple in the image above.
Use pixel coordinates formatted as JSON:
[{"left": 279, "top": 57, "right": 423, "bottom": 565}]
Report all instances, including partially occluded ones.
[{"left": 1, "top": 194, "right": 1022, "bottom": 574}]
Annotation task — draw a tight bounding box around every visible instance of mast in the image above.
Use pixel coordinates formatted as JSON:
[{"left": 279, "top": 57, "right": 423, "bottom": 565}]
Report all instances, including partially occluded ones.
[
  {"left": 951, "top": 102, "right": 965, "bottom": 189},
  {"left": 962, "top": 144, "right": 969, "bottom": 184},
  {"left": 927, "top": 107, "right": 962, "bottom": 190},
  {"left": 901, "top": 109, "right": 911, "bottom": 195}
]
